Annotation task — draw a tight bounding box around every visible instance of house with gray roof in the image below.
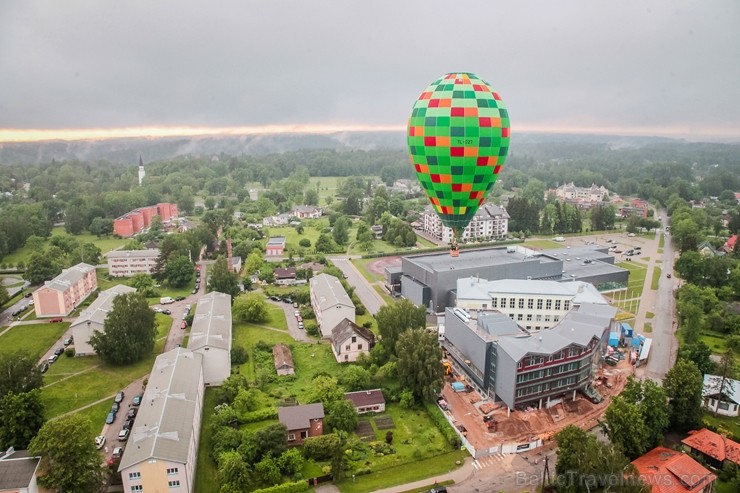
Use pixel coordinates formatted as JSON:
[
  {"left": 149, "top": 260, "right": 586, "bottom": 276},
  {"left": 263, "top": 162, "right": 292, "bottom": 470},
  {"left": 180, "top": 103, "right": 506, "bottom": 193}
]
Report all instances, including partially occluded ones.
[
  {"left": 702, "top": 374, "right": 740, "bottom": 417},
  {"left": 0, "top": 449, "right": 40, "bottom": 493},
  {"left": 273, "top": 343, "right": 295, "bottom": 376},
  {"left": 278, "top": 403, "right": 324, "bottom": 445},
  {"left": 309, "top": 273, "right": 355, "bottom": 338},
  {"left": 188, "top": 292, "right": 232, "bottom": 386},
  {"left": 443, "top": 280, "right": 616, "bottom": 410},
  {"left": 70, "top": 284, "right": 137, "bottom": 356},
  {"left": 331, "top": 318, "right": 375, "bottom": 363},
  {"left": 119, "top": 347, "right": 204, "bottom": 493}
]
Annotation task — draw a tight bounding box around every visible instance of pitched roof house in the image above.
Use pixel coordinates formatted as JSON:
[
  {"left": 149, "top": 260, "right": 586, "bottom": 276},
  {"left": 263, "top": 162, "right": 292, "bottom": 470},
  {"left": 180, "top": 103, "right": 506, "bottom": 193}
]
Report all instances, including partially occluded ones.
[
  {"left": 278, "top": 403, "right": 324, "bottom": 445},
  {"left": 188, "top": 292, "right": 232, "bottom": 386},
  {"left": 70, "top": 284, "right": 137, "bottom": 356},
  {"left": 631, "top": 446, "right": 716, "bottom": 493},
  {"left": 330, "top": 318, "right": 375, "bottom": 363},
  {"left": 345, "top": 389, "right": 386, "bottom": 414},
  {"left": 0, "top": 449, "right": 40, "bottom": 493},
  {"left": 273, "top": 343, "right": 295, "bottom": 376},
  {"left": 702, "top": 374, "right": 740, "bottom": 417},
  {"left": 309, "top": 273, "right": 355, "bottom": 338},
  {"left": 275, "top": 267, "right": 297, "bottom": 285},
  {"left": 682, "top": 428, "right": 740, "bottom": 469}
]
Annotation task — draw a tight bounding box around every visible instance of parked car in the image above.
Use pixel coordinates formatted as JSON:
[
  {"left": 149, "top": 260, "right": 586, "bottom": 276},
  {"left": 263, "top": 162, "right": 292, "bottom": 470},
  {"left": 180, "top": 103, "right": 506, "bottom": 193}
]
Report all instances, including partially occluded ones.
[
  {"left": 40, "top": 362, "right": 49, "bottom": 373},
  {"left": 132, "top": 395, "right": 142, "bottom": 406},
  {"left": 114, "top": 391, "right": 125, "bottom": 403},
  {"left": 63, "top": 337, "right": 73, "bottom": 346},
  {"left": 175, "top": 296, "right": 186, "bottom": 301},
  {"left": 152, "top": 307, "right": 163, "bottom": 313},
  {"left": 118, "top": 428, "right": 130, "bottom": 441},
  {"left": 24, "top": 292, "right": 33, "bottom": 298},
  {"left": 53, "top": 347, "right": 64, "bottom": 356},
  {"left": 112, "top": 446, "right": 123, "bottom": 459},
  {"left": 292, "top": 302, "right": 298, "bottom": 308},
  {"left": 296, "top": 316, "right": 303, "bottom": 322},
  {"left": 297, "top": 322, "right": 304, "bottom": 329},
  {"left": 106, "top": 412, "right": 116, "bottom": 425},
  {"left": 192, "top": 287, "right": 198, "bottom": 294},
  {"left": 162, "top": 309, "right": 171, "bottom": 315},
  {"left": 180, "top": 320, "right": 187, "bottom": 330},
  {"left": 294, "top": 310, "right": 300, "bottom": 317},
  {"left": 667, "top": 273, "right": 672, "bottom": 278},
  {"left": 95, "top": 435, "right": 106, "bottom": 449},
  {"left": 47, "top": 354, "right": 58, "bottom": 364},
  {"left": 123, "top": 418, "right": 134, "bottom": 431},
  {"left": 111, "top": 402, "right": 120, "bottom": 414},
  {"left": 127, "top": 408, "right": 138, "bottom": 418},
  {"left": 49, "top": 317, "right": 63, "bottom": 323}
]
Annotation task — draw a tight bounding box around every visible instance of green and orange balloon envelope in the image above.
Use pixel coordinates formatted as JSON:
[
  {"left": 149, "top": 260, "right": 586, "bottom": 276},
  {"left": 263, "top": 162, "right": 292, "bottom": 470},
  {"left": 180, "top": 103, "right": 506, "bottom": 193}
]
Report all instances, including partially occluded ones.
[{"left": 407, "top": 72, "right": 510, "bottom": 240}]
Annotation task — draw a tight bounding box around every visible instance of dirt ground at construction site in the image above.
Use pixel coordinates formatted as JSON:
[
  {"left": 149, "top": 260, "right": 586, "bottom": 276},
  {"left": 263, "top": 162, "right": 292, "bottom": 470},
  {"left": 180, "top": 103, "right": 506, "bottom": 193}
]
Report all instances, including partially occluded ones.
[{"left": 439, "top": 358, "right": 634, "bottom": 453}]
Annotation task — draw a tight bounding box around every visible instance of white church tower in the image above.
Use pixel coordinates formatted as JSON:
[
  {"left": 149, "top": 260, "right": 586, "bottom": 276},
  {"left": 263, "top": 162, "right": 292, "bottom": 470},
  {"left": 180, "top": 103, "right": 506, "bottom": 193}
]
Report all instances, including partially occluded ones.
[{"left": 137, "top": 156, "right": 145, "bottom": 186}]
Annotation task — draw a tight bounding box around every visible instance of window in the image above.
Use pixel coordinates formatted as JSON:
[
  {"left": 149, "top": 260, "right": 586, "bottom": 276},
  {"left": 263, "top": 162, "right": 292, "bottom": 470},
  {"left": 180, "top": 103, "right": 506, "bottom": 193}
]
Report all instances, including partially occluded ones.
[
  {"left": 345, "top": 345, "right": 351, "bottom": 350},
  {"left": 131, "top": 487, "right": 143, "bottom": 492},
  {"left": 357, "top": 344, "right": 363, "bottom": 350},
  {"left": 166, "top": 468, "right": 178, "bottom": 475},
  {"left": 500, "top": 298, "right": 506, "bottom": 308},
  {"left": 536, "top": 314, "right": 542, "bottom": 322},
  {"left": 537, "top": 299, "right": 543, "bottom": 309},
  {"left": 555, "top": 300, "right": 561, "bottom": 310},
  {"left": 518, "top": 298, "right": 525, "bottom": 309},
  {"left": 526, "top": 314, "right": 532, "bottom": 321},
  {"left": 554, "top": 316, "right": 560, "bottom": 322},
  {"left": 509, "top": 298, "right": 516, "bottom": 309},
  {"left": 564, "top": 300, "right": 571, "bottom": 310},
  {"left": 528, "top": 299, "right": 534, "bottom": 309},
  {"left": 546, "top": 299, "right": 552, "bottom": 310},
  {"left": 168, "top": 480, "right": 181, "bottom": 488},
  {"left": 288, "top": 433, "right": 296, "bottom": 441},
  {"left": 491, "top": 298, "right": 498, "bottom": 308},
  {"left": 544, "top": 315, "right": 551, "bottom": 322},
  {"left": 517, "top": 314, "right": 523, "bottom": 321},
  {"left": 351, "top": 336, "right": 356, "bottom": 343},
  {"left": 129, "top": 472, "right": 141, "bottom": 480}
]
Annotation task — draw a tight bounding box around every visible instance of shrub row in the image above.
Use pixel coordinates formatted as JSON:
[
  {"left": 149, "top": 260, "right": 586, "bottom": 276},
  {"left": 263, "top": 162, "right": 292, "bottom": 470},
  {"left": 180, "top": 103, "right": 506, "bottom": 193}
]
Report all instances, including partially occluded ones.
[
  {"left": 241, "top": 407, "right": 278, "bottom": 423},
  {"left": 423, "top": 401, "right": 461, "bottom": 449},
  {"left": 250, "top": 480, "right": 309, "bottom": 493}
]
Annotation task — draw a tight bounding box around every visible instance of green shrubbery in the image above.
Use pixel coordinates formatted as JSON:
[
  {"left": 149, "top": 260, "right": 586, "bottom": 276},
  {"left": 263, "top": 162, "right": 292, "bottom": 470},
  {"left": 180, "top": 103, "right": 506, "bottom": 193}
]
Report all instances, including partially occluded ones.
[{"left": 423, "top": 401, "right": 461, "bottom": 449}]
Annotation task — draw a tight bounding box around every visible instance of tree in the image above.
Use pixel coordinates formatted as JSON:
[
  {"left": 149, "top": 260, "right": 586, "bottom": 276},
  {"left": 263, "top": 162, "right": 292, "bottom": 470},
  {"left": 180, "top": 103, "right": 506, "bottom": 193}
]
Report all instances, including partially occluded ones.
[
  {"left": 254, "top": 456, "right": 281, "bottom": 487},
  {"left": 0, "top": 389, "right": 45, "bottom": 449},
  {"left": 233, "top": 293, "right": 268, "bottom": 323},
  {"left": 209, "top": 256, "right": 240, "bottom": 298},
  {"left": 278, "top": 447, "right": 304, "bottom": 476},
  {"left": 0, "top": 350, "right": 44, "bottom": 396},
  {"left": 713, "top": 348, "right": 737, "bottom": 416},
  {"left": 330, "top": 431, "right": 348, "bottom": 483},
  {"left": 299, "top": 238, "right": 311, "bottom": 248},
  {"left": 315, "top": 233, "right": 336, "bottom": 253},
  {"left": 332, "top": 216, "right": 351, "bottom": 246},
  {"left": 601, "top": 397, "right": 649, "bottom": 459},
  {"left": 618, "top": 378, "right": 670, "bottom": 450},
  {"left": 165, "top": 255, "right": 194, "bottom": 288},
  {"left": 678, "top": 342, "right": 716, "bottom": 375},
  {"left": 326, "top": 399, "right": 358, "bottom": 434},
  {"left": 130, "top": 272, "right": 156, "bottom": 295},
  {"left": 307, "top": 375, "right": 345, "bottom": 404},
  {"left": 0, "top": 284, "right": 8, "bottom": 307},
  {"left": 396, "top": 328, "right": 444, "bottom": 402},
  {"left": 89, "top": 217, "right": 113, "bottom": 237},
  {"left": 375, "top": 299, "right": 427, "bottom": 360},
  {"left": 244, "top": 250, "right": 264, "bottom": 275},
  {"left": 217, "top": 450, "right": 253, "bottom": 492},
  {"left": 340, "top": 365, "right": 371, "bottom": 391},
  {"left": 253, "top": 423, "right": 288, "bottom": 460},
  {"left": 29, "top": 414, "right": 104, "bottom": 493},
  {"left": 663, "top": 359, "right": 703, "bottom": 431},
  {"left": 23, "top": 250, "right": 64, "bottom": 284},
  {"left": 89, "top": 292, "right": 157, "bottom": 365},
  {"left": 303, "top": 188, "right": 319, "bottom": 206}
]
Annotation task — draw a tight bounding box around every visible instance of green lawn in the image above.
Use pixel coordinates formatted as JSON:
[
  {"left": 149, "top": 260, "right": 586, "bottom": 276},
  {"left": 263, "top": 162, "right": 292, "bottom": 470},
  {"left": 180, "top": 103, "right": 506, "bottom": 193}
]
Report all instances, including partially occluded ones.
[
  {"left": 0, "top": 322, "right": 68, "bottom": 358},
  {"left": 264, "top": 220, "right": 327, "bottom": 254},
  {"left": 338, "top": 449, "right": 469, "bottom": 493},
  {"left": 41, "top": 314, "right": 170, "bottom": 422},
  {"left": 1, "top": 226, "right": 129, "bottom": 266},
  {"left": 352, "top": 258, "right": 386, "bottom": 283},
  {"left": 643, "top": 323, "right": 652, "bottom": 333},
  {"left": 702, "top": 412, "right": 740, "bottom": 441},
  {"left": 659, "top": 234, "right": 665, "bottom": 248},
  {"left": 651, "top": 266, "right": 662, "bottom": 290},
  {"left": 646, "top": 312, "right": 654, "bottom": 319},
  {"left": 194, "top": 388, "right": 220, "bottom": 493},
  {"left": 97, "top": 271, "right": 197, "bottom": 303}
]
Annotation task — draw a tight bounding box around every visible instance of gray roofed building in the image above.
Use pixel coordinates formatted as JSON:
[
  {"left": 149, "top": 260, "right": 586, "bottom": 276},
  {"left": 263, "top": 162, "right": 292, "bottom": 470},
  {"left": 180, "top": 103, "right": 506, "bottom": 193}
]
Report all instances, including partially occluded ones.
[
  {"left": 309, "top": 273, "right": 355, "bottom": 338},
  {"left": 345, "top": 389, "right": 386, "bottom": 414},
  {"left": 119, "top": 347, "right": 204, "bottom": 493},
  {"left": 273, "top": 343, "right": 295, "bottom": 376},
  {"left": 0, "top": 449, "right": 40, "bottom": 493},
  {"left": 702, "top": 374, "right": 740, "bottom": 417},
  {"left": 45, "top": 262, "right": 97, "bottom": 292},
  {"left": 188, "top": 292, "right": 232, "bottom": 385},
  {"left": 278, "top": 403, "right": 325, "bottom": 445},
  {"left": 330, "top": 318, "right": 375, "bottom": 363},
  {"left": 70, "top": 284, "right": 137, "bottom": 356}
]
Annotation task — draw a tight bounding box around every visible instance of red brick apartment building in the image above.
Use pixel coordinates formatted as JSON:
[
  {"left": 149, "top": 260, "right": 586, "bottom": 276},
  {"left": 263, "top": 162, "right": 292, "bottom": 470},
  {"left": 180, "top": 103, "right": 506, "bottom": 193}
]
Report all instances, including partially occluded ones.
[{"left": 113, "top": 203, "right": 178, "bottom": 237}]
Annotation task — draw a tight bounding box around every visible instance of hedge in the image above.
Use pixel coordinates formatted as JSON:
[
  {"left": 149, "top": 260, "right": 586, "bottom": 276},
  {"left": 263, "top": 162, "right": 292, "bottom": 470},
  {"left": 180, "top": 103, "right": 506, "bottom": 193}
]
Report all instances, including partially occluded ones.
[
  {"left": 241, "top": 407, "right": 278, "bottom": 423},
  {"left": 423, "top": 401, "right": 461, "bottom": 449},
  {"left": 251, "top": 480, "right": 309, "bottom": 493}
]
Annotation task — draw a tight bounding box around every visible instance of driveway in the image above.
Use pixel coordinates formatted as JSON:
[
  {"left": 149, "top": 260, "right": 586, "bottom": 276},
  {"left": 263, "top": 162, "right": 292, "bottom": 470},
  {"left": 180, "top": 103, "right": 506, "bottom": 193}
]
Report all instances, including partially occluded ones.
[
  {"left": 328, "top": 256, "right": 386, "bottom": 315},
  {"left": 267, "top": 298, "right": 312, "bottom": 342}
]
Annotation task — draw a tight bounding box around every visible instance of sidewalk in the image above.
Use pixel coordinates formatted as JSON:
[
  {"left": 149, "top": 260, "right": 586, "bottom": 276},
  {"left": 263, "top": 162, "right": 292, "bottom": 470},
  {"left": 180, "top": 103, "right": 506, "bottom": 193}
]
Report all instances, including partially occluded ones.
[{"left": 372, "top": 457, "right": 475, "bottom": 493}]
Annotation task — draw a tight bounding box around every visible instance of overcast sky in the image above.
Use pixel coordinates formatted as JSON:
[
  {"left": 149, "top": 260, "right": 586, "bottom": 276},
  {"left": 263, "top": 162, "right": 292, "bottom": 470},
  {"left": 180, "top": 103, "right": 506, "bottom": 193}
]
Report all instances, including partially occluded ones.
[{"left": 1, "top": 1, "right": 739, "bottom": 141}]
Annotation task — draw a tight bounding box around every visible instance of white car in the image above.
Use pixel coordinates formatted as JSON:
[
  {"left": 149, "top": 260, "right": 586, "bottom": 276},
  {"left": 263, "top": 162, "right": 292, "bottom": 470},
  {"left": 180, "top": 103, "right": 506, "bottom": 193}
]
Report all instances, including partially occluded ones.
[
  {"left": 152, "top": 307, "right": 163, "bottom": 313},
  {"left": 627, "top": 233, "right": 636, "bottom": 237},
  {"left": 294, "top": 311, "right": 300, "bottom": 318},
  {"left": 95, "top": 435, "right": 106, "bottom": 449},
  {"left": 118, "top": 429, "right": 130, "bottom": 441}
]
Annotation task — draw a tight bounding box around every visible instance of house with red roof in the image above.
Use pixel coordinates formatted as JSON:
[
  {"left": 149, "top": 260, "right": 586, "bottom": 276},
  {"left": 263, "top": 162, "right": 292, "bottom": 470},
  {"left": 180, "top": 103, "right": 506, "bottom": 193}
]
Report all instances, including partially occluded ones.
[
  {"left": 723, "top": 234, "right": 737, "bottom": 253},
  {"left": 631, "top": 446, "right": 716, "bottom": 493},
  {"left": 682, "top": 428, "right": 740, "bottom": 470}
]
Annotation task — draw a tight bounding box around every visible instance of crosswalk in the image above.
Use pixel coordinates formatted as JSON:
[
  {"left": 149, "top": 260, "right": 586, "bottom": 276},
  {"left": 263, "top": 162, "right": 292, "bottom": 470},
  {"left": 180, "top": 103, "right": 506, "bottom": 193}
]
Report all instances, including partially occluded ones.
[{"left": 472, "top": 454, "right": 506, "bottom": 470}]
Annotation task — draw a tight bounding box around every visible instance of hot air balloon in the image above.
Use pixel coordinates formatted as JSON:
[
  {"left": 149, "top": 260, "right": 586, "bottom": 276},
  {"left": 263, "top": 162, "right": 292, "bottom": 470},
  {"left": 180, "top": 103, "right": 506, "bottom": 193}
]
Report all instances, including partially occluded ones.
[{"left": 407, "top": 72, "right": 510, "bottom": 256}]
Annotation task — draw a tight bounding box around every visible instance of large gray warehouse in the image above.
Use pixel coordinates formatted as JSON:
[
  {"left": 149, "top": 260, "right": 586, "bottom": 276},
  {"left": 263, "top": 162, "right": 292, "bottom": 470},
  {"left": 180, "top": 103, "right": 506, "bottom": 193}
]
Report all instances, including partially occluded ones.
[{"left": 385, "top": 245, "right": 628, "bottom": 312}]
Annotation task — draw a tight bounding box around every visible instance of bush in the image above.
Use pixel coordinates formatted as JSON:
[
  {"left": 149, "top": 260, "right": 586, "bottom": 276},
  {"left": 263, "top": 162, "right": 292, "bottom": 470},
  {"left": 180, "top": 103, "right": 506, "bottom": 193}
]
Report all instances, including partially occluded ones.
[
  {"left": 231, "top": 346, "right": 248, "bottom": 365},
  {"left": 424, "top": 401, "right": 461, "bottom": 449},
  {"left": 65, "top": 347, "right": 75, "bottom": 357},
  {"left": 304, "top": 322, "right": 319, "bottom": 338},
  {"left": 303, "top": 433, "right": 340, "bottom": 461},
  {"left": 250, "top": 480, "right": 310, "bottom": 493},
  {"left": 241, "top": 407, "right": 278, "bottom": 423}
]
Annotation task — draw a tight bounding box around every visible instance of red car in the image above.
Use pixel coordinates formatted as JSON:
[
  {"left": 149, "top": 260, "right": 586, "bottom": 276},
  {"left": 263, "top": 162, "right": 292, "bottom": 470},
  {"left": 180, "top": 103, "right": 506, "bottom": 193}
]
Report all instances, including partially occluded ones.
[
  {"left": 49, "top": 317, "right": 63, "bottom": 323},
  {"left": 180, "top": 320, "right": 187, "bottom": 330}
]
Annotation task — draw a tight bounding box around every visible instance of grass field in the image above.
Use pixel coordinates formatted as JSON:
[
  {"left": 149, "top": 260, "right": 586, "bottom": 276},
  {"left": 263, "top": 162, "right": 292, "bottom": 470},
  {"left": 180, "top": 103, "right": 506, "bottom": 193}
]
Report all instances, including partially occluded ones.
[
  {"left": 703, "top": 412, "right": 740, "bottom": 441},
  {"left": 643, "top": 323, "right": 652, "bottom": 333},
  {"left": 194, "top": 388, "right": 219, "bottom": 493},
  {"left": 40, "top": 314, "right": 170, "bottom": 423},
  {"left": 1, "top": 226, "right": 129, "bottom": 266},
  {"left": 659, "top": 235, "right": 665, "bottom": 248},
  {"left": 0, "top": 322, "right": 68, "bottom": 358},
  {"left": 651, "top": 266, "right": 662, "bottom": 290},
  {"left": 617, "top": 261, "right": 648, "bottom": 299}
]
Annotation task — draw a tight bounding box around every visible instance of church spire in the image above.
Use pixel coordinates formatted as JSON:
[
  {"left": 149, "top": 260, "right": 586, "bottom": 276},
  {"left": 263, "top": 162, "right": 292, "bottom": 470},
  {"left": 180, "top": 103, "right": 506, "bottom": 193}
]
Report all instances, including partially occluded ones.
[{"left": 138, "top": 156, "right": 146, "bottom": 186}]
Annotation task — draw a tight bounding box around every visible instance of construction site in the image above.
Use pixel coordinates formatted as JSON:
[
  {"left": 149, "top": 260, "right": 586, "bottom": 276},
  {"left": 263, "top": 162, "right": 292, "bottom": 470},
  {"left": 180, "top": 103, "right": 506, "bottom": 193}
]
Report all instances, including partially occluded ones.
[{"left": 437, "top": 356, "right": 634, "bottom": 457}]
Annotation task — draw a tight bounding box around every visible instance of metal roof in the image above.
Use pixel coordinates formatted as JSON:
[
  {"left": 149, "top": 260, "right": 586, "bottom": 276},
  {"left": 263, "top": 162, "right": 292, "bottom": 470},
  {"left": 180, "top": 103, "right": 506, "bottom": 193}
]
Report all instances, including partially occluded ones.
[
  {"left": 278, "top": 403, "right": 324, "bottom": 431},
  {"left": 703, "top": 374, "right": 740, "bottom": 405},
  {"left": 310, "top": 273, "right": 354, "bottom": 311},
  {"left": 70, "top": 284, "right": 137, "bottom": 329},
  {"left": 40, "top": 262, "right": 96, "bottom": 292},
  {"left": 189, "top": 292, "right": 232, "bottom": 351},
  {"left": 118, "top": 348, "right": 203, "bottom": 471}
]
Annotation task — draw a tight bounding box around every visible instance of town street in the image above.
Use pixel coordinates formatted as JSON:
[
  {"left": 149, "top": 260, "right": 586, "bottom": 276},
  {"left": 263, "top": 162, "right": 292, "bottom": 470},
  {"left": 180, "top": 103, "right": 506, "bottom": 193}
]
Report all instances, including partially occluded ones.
[{"left": 328, "top": 256, "right": 387, "bottom": 315}]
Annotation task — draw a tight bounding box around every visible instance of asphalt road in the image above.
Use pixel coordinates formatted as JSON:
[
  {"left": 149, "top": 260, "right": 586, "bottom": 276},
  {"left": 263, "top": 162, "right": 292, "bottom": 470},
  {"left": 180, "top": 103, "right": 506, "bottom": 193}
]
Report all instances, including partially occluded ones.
[{"left": 328, "top": 256, "right": 386, "bottom": 316}]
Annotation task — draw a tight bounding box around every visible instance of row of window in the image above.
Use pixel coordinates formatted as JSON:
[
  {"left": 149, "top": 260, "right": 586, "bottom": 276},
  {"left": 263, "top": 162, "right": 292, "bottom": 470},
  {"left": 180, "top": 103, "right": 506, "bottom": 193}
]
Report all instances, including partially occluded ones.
[
  {"left": 515, "top": 375, "right": 578, "bottom": 397},
  {"left": 130, "top": 481, "right": 180, "bottom": 491},
  {"left": 516, "top": 360, "right": 587, "bottom": 383},
  {"left": 490, "top": 297, "right": 571, "bottom": 311},
  {"left": 517, "top": 347, "right": 588, "bottom": 369}
]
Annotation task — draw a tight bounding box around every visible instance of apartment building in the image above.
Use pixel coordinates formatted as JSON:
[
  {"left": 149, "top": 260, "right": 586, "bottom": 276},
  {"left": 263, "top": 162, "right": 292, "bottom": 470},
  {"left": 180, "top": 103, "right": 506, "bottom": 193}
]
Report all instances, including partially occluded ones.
[
  {"left": 551, "top": 182, "right": 609, "bottom": 204},
  {"left": 187, "top": 292, "right": 232, "bottom": 386},
  {"left": 265, "top": 236, "right": 286, "bottom": 258},
  {"left": 421, "top": 203, "right": 509, "bottom": 243},
  {"left": 70, "top": 284, "right": 137, "bottom": 356},
  {"left": 113, "top": 203, "right": 178, "bottom": 237},
  {"left": 291, "top": 205, "right": 323, "bottom": 219},
  {"left": 119, "top": 348, "right": 204, "bottom": 493},
  {"left": 309, "top": 273, "right": 355, "bottom": 338},
  {"left": 32, "top": 263, "right": 98, "bottom": 318},
  {"left": 107, "top": 249, "right": 160, "bottom": 277}
]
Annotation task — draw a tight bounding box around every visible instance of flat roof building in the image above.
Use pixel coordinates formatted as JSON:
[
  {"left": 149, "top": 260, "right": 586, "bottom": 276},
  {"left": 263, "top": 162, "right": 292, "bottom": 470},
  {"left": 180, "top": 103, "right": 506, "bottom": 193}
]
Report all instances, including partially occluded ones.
[{"left": 107, "top": 249, "right": 160, "bottom": 277}]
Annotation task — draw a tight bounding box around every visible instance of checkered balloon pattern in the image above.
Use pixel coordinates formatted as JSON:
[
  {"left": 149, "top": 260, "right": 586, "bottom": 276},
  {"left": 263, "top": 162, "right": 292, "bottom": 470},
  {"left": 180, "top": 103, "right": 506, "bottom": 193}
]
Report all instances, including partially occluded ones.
[{"left": 408, "top": 73, "right": 510, "bottom": 230}]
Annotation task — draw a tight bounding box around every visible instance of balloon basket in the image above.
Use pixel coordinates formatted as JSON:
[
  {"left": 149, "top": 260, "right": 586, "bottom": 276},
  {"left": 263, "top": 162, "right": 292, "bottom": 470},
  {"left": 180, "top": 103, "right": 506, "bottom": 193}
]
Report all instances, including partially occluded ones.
[{"left": 450, "top": 249, "right": 459, "bottom": 257}]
